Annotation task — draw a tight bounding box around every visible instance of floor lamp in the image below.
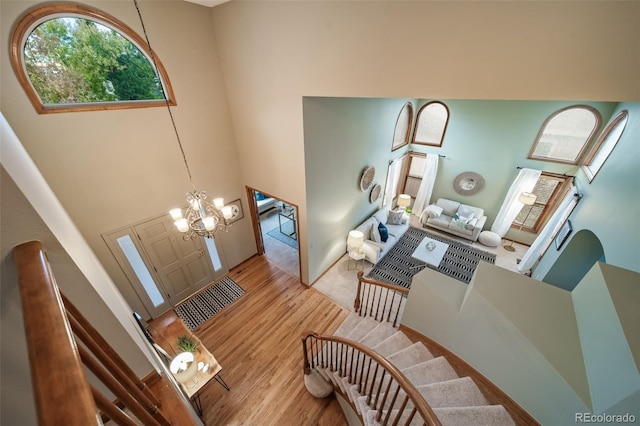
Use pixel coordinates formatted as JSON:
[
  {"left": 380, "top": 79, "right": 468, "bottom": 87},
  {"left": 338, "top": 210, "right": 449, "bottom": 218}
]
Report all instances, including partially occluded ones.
[{"left": 503, "top": 192, "right": 537, "bottom": 252}]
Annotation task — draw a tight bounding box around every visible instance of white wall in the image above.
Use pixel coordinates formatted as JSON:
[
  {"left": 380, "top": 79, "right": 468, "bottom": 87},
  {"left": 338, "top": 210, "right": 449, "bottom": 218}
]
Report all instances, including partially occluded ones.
[
  {"left": 402, "top": 261, "right": 640, "bottom": 424},
  {"left": 403, "top": 264, "right": 589, "bottom": 424}
]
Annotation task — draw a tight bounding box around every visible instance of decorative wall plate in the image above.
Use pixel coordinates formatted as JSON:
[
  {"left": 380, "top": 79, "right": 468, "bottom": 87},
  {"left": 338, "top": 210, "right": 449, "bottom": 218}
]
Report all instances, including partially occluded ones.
[
  {"left": 453, "top": 171, "right": 485, "bottom": 196},
  {"left": 369, "top": 183, "right": 381, "bottom": 203},
  {"left": 360, "top": 166, "right": 375, "bottom": 192}
]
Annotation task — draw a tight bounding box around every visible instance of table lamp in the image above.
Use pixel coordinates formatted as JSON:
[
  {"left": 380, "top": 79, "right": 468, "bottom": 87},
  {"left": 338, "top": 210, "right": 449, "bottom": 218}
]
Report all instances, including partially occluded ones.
[
  {"left": 397, "top": 194, "right": 411, "bottom": 211},
  {"left": 347, "top": 230, "right": 364, "bottom": 253}
]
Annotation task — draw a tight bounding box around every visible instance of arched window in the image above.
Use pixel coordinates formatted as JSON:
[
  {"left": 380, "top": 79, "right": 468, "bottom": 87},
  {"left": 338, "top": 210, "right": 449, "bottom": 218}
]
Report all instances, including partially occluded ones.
[
  {"left": 582, "top": 110, "right": 628, "bottom": 182},
  {"left": 10, "top": 3, "right": 175, "bottom": 114},
  {"left": 528, "top": 105, "right": 601, "bottom": 164},
  {"left": 391, "top": 102, "right": 413, "bottom": 151},
  {"left": 412, "top": 101, "right": 449, "bottom": 147}
]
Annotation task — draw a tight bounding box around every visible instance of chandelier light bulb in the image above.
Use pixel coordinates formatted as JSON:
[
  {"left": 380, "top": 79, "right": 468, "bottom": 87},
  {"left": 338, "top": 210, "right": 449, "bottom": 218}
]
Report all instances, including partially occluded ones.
[
  {"left": 169, "top": 208, "right": 183, "bottom": 220},
  {"left": 213, "top": 198, "right": 224, "bottom": 210},
  {"left": 175, "top": 218, "right": 189, "bottom": 233},
  {"left": 202, "top": 216, "right": 216, "bottom": 231},
  {"left": 222, "top": 206, "right": 233, "bottom": 220}
]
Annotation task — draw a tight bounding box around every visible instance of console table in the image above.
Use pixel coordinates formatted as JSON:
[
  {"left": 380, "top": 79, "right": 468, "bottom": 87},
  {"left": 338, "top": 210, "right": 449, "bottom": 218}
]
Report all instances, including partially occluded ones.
[
  {"left": 278, "top": 204, "right": 297, "bottom": 240},
  {"left": 150, "top": 317, "right": 229, "bottom": 416}
]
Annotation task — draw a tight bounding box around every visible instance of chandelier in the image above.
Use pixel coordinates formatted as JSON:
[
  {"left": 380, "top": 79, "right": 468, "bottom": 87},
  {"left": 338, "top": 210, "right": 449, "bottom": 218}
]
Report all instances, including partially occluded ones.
[{"left": 134, "top": 0, "right": 238, "bottom": 240}]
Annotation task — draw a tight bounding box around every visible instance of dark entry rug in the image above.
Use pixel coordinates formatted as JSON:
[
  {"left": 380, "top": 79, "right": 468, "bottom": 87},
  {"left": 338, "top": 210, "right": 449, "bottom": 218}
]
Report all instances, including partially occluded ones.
[
  {"left": 367, "top": 227, "right": 496, "bottom": 288},
  {"left": 174, "top": 276, "right": 245, "bottom": 330}
]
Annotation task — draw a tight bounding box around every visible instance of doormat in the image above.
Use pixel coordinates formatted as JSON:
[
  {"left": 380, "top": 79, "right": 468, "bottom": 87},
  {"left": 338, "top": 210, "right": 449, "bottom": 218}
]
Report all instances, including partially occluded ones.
[
  {"left": 174, "top": 276, "right": 245, "bottom": 331},
  {"left": 367, "top": 227, "right": 495, "bottom": 288}
]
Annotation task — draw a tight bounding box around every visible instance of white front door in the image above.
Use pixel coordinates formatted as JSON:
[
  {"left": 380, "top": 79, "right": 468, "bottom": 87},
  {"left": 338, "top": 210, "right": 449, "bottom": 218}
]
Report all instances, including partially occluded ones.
[
  {"left": 133, "top": 216, "right": 217, "bottom": 304},
  {"left": 104, "top": 213, "right": 228, "bottom": 318}
]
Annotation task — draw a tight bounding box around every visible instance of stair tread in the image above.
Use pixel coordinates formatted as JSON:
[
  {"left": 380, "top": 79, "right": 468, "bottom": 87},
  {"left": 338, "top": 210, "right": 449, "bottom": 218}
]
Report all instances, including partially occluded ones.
[
  {"left": 334, "top": 312, "right": 363, "bottom": 337},
  {"left": 345, "top": 316, "right": 384, "bottom": 341},
  {"left": 434, "top": 405, "right": 516, "bottom": 426},
  {"left": 359, "top": 322, "right": 398, "bottom": 347},
  {"left": 400, "top": 356, "right": 459, "bottom": 385},
  {"left": 387, "top": 342, "right": 434, "bottom": 370},
  {"left": 371, "top": 330, "right": 414, "bottom": 357},
  {"left": 418, "top": 377, "right": 488, "bottom": 408}
]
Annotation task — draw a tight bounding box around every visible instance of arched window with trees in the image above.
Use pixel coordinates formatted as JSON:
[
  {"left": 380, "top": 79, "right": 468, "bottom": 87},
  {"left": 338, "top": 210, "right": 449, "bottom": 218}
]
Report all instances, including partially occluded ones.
[{"left": 10, "top": 3, "right": 175, "bottom": 114}]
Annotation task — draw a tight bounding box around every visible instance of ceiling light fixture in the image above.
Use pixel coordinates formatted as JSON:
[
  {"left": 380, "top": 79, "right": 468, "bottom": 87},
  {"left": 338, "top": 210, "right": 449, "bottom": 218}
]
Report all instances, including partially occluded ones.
[{"left": 133, "top": 0, "right": 237, "bottom": 240}]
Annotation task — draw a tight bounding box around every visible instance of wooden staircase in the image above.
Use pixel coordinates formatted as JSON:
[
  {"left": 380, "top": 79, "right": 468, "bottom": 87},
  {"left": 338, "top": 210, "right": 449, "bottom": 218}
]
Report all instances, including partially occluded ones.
[{"left": 302, "top": 272, "right": 532, "bottom": 425}]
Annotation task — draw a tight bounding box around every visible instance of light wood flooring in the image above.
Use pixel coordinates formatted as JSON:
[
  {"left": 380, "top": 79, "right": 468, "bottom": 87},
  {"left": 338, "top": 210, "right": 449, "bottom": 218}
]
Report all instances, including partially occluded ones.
[{"left": 149, "top": 255, "right": 349, "bottom": 426}]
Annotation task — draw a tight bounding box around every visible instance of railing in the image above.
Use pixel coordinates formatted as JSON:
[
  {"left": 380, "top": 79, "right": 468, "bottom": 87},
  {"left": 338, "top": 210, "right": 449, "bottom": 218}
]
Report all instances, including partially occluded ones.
[
  {"left": 301, "top": 331, "right": 442, "bottom": 425},
  {"left": 354, "top": 271, "right": 409, "bottom": 327},
  {"left": 14, "top": 240, "right": 170, "bottom": 426}
]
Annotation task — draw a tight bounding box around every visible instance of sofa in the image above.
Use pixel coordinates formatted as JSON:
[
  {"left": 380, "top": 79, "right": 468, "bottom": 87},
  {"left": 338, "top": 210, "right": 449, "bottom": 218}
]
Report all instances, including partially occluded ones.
[
  {"left": 255, "top": 193, "right": 276, "bottom": 214},
  {"left": 420, "top": 198, "right": 487, "bottom": 241},
  {"left": 351, "top": 206, "right": 410, "bottom": 264}
]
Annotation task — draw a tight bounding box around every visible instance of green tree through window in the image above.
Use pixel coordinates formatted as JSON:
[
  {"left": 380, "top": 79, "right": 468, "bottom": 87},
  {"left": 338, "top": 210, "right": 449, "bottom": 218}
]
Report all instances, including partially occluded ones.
[
  {"left": 10, "top": 3, "right": 175, "bottom": 113},
  {"left": 25, "top": 17, "right": 163, "bottom": 104}
]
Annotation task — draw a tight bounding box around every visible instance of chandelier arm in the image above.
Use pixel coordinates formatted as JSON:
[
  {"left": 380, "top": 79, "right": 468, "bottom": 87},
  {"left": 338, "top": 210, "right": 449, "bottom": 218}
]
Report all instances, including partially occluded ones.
[{"left": 133, "top": 0, "right": 196, "bottom": 192}]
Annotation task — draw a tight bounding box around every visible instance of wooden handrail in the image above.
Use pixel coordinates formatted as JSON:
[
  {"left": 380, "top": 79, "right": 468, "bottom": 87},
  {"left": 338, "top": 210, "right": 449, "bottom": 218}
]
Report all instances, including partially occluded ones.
[
  {"left": 14, "top": 240, "right": 171, "bottom": 425},
  {"left": 62, "top": 293, "right": 161, "bottom": 406},
  {"left": 301, "top": 331, "right": 442, "bottom": 426},
  {"left": 354, "top": 271, "right": 409, "bottom": 327},
  {"left": 14, "top": 241, "right": 99, "bottom": 425}
]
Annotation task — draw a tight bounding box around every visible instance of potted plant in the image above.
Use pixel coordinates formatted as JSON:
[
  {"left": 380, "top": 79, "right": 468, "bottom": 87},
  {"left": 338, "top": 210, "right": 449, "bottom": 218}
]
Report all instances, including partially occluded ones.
[{"left": 176, "top": 334, "right": 199, "bottom": 353}]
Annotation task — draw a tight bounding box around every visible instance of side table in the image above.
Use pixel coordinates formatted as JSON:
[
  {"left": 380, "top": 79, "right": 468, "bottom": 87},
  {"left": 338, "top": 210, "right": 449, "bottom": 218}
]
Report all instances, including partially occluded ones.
[{"left": 348, "top": 250, "right": 365, "bottom": 271}]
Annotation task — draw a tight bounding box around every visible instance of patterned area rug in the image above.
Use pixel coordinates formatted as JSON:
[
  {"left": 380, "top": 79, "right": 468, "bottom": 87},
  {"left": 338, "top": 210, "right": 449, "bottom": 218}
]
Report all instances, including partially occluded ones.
[
  {"left": 174, "top": 277, "right": 245, "bottom": 330},
  {"left": 367, "top": 227, "right": 496, "bottom": 288}
]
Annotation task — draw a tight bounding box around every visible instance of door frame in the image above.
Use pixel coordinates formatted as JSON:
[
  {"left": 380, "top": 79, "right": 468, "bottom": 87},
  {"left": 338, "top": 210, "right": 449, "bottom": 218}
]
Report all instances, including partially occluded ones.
[
  {"left": 245, "top": 186, "right": 302, "bottom": 280},
  {"left": 103, "top": 212, "right": 228, "bottom": 319}
]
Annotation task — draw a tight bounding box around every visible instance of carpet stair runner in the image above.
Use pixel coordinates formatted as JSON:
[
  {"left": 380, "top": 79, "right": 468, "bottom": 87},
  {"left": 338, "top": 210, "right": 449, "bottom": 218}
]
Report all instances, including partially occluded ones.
[{"left": 312, "top": 312, "right": 515, "bottom": 425}]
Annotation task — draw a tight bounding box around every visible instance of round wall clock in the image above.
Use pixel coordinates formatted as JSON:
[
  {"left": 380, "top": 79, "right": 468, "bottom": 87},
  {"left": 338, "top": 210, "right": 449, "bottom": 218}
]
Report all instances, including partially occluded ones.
[
  {"left": 360, "top": 166, "right": 375, "bottom": 192},
  {"left": 453, "top": 171, "right": 485, "bottom": 196},
  {"left": 369, "top": 183, "right": 381, "bottom": 203}
]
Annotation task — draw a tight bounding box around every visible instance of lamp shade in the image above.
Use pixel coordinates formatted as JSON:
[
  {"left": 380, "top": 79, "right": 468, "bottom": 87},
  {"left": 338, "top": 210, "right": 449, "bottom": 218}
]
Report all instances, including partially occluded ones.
[
  {"left": 397, "top": 194, "right": 411, "bottom": 208},
  {"left": 519, "top": 192, "right": 537, "bottom": 206},
  {"left": 347, "top": 230, "right": 364, "bottom": 249}
]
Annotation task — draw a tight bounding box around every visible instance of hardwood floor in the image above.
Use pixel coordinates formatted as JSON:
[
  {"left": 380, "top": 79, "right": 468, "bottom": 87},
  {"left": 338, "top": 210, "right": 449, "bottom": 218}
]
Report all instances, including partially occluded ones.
[{"left": 150, "top": 255, "right": 349, "bottom": 425}]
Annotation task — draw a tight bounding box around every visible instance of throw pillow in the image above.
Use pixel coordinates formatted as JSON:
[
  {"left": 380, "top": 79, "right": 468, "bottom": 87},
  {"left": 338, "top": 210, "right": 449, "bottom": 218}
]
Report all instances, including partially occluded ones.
[
  {"left": 453, "top": 213, "right": 472, "bottom": 229},
  {"left": 370, "top": 222, "right": 382, "bottom": 243},
  {"left": 387, "top": 210, "right": 404, "bottom": 225},
  {"left": 457, "top": 205, "right": 476, "bottom": 219},
  {"left": 465, "top": 217, "right": 478, "bottom": 230},
  {"left": 426, "top": 205, "right": 443, "bottom": 219},
  {"left": 378, "top": 222, "right": 389, "bottom": 242},
  {"left": 255, "top": 192, "right": 266, "bottom": 201}
]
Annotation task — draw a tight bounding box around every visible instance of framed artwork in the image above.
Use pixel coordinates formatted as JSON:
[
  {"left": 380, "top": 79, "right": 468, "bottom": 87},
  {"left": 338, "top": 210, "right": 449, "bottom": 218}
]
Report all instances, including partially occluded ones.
[
  {"left": 225, "top": 199, "right": 244, "bottom": 224},
  {"left": 555, "top": 220, "right": 572, "bottom": 250}
]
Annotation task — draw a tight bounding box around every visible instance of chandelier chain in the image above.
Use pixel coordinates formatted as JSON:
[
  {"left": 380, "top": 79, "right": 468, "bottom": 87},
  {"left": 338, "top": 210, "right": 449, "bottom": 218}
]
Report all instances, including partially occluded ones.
[{"left": 133, "top": 0, "right": 195, "bottom": 192}]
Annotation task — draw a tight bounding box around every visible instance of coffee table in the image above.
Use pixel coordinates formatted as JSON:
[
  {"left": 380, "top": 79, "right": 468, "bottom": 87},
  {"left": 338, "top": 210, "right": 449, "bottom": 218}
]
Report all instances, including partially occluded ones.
[{"left": 411, "top": 237, "right": 449, "bottom": 267}]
